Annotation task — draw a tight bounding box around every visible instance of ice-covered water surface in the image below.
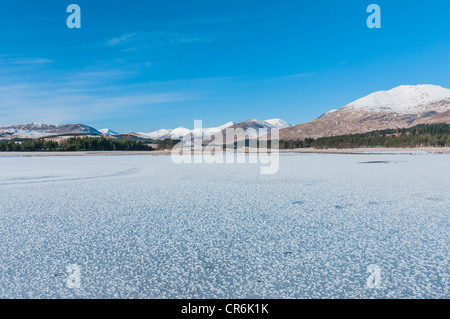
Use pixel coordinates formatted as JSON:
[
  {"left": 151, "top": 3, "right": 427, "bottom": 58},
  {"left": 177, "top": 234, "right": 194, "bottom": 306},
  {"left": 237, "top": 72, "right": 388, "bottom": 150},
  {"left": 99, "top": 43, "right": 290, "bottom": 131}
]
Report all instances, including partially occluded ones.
[{"left": 0, "top": 154, "right": 448, "bottom": 299}]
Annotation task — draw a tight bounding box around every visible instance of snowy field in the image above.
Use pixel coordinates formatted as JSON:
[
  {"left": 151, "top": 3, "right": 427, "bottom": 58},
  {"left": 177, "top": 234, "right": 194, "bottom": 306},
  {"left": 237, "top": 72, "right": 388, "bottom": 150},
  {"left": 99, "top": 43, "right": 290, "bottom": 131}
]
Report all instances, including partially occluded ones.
[{"left": 0, "top": 154, "right": 448, "bottom": 298}]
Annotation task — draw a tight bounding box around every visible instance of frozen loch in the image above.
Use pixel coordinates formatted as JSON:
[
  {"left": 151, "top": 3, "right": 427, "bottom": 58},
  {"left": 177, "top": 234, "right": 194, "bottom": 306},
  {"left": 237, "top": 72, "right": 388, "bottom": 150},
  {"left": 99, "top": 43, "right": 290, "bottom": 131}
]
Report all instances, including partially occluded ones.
[{"left": 0, "top": 154, "right": 448, "bottom": 298}]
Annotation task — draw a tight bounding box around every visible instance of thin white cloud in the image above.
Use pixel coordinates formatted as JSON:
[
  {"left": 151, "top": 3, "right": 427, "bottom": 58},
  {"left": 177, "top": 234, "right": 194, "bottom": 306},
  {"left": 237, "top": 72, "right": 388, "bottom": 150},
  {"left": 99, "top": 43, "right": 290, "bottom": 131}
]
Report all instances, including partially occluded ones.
[
  {"left": 105, "top": 33, "right": 136, "bottom": 46},
  {"left": 13, "top": 58, "right": 53, "bottom": 65},
  {"left": 0, "top": 57, "right": 53, "bottom": 65},
  {"left": 0, "top": 82, "right": 196, "bottom": 126},
  {"left": 105, "top": 32, "right": 212, "bottom": 49}
]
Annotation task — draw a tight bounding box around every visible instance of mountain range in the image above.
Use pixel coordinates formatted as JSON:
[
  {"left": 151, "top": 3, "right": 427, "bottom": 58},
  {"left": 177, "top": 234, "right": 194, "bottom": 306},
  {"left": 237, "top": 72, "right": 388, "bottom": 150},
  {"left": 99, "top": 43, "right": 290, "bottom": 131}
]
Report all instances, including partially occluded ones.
[
  {"left": 1, "top": 84, "right": 449, "bottom": 142},
  {"left": 131, "top": 118, "right": 292, "bottom": 141}
]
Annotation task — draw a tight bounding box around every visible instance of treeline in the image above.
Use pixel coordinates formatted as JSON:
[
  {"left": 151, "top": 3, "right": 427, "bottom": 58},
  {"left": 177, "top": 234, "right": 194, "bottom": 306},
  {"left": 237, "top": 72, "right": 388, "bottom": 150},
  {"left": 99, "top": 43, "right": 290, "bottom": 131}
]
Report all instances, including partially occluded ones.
[
  {"left": 0, "top": 136, "right": 153, "bottom": 152},
  {"left": 279, "top": 138, "right": 314, "bottom": 149},
  {"left": 157, "top": 138, "right": 180, "bottom": 150},
  {"left": 6, "top": 123, "right": 446, "bottom": 152},
  {"left": 279, "top": 123, "right": 450, "bottom": 149}
]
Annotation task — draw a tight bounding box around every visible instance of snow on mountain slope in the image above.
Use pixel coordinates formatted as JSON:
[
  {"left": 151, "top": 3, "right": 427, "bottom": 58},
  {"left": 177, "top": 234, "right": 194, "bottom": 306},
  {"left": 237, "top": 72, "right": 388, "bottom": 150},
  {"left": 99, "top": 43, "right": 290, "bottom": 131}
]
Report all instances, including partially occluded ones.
[
  {"left": 135, "top": 127, "right": 190, "bottom": 140},
  {"left": 201, "top": 118, "right": 292, "bottom": 143},
  {"left": 0, "top": 123, "right": 101, "bottom": 140},
  {"left": 263, "top": 118, "right": 292, "bottom": 129},
  {"left": 99, "top": 128, "right": 119, "bottom": 136},
  {"left": 134, "top": 122, "right": 235, "bottom": 140},
  {"left": 192, "top": 121, "right": 235, "bottom": 136},
  {"left": 232, "top": 118, "right": 292, "bottom": 131},
  {"left": 136, "top": 128, "right": 172, "bottom": 140},
  {"left": 217, "top": 121, "right": 236, "bottom": 130},
  {"left": 277, "top": 84, "right": 450, "bottom": 141},
  {"left": 343, "top": 85, "right": 450, "bottom": 114}
]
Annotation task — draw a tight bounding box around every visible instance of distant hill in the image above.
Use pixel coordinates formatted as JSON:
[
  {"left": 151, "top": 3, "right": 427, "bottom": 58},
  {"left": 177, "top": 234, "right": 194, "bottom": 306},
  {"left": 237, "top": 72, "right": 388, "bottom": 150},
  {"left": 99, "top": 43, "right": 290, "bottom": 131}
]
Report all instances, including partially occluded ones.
[{"left": 0, "top": 123, "right": 101, "bottom": 140}]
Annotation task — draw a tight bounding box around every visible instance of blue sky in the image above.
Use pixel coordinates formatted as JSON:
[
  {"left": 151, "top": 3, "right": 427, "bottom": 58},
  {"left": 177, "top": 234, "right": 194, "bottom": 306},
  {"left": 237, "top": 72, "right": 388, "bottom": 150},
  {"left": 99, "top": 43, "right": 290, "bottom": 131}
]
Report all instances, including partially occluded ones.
[{"left": 0, "top": 0, "right": 449, "bottom": 132}]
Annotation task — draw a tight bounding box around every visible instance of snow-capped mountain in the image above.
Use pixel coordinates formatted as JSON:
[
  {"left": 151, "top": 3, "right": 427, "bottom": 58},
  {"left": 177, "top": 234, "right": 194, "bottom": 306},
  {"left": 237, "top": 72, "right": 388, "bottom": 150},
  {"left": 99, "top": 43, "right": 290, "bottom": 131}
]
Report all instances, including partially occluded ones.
[
  {"left": 343, "top": 85, "right": 450, "bottom": 114},
  {"left": 99, "top": 128, "right": 119, "bottom": 136},
  {"left": 133, "top": 119, "right": 291, "bottom": 141},
  {"left": 278, "top": 84, "right": 450, "bottom": 140},
  {"left": 192, "top": 121, "right": 236, "bottom": 137},
  {"left": 202, "top": 118, "right": 292, "bottom": 143},
  {"left": 231, "top": 119, "right": 291, "bottom": 132},
  {"left": 0, "top": 123, "right": 101, "bottom": 140},
  {"left": 134, "top": 121, "right": 235, "bottom": 140},
  {"left": 263, "top": 118, "right": 292, "bottom": 129}
]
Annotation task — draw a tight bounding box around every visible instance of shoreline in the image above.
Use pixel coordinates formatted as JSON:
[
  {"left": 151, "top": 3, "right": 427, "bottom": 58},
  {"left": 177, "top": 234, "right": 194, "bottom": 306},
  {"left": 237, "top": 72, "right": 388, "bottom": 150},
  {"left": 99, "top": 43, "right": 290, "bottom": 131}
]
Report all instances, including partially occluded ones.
[
  {"left": 278, "top": 147, "right": 450, "bottom": 155},
  {"left": 0, "top": 147, "right": 449, "bottom": 157}
]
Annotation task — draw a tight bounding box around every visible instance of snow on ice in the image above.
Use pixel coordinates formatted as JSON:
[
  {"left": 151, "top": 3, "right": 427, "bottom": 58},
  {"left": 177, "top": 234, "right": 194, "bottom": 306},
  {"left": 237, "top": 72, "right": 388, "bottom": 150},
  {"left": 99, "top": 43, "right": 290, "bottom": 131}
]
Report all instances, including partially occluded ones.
[{"left": 0, "top": 154, "right": 448, "bottom": 298}]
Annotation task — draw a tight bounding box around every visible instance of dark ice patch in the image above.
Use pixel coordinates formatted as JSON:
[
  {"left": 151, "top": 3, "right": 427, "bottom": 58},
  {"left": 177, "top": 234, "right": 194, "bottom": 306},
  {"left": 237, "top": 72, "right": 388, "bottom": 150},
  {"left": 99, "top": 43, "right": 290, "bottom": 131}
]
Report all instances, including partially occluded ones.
[{"left": 358, "top": 161, "right": 391, "bottom": 164}]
